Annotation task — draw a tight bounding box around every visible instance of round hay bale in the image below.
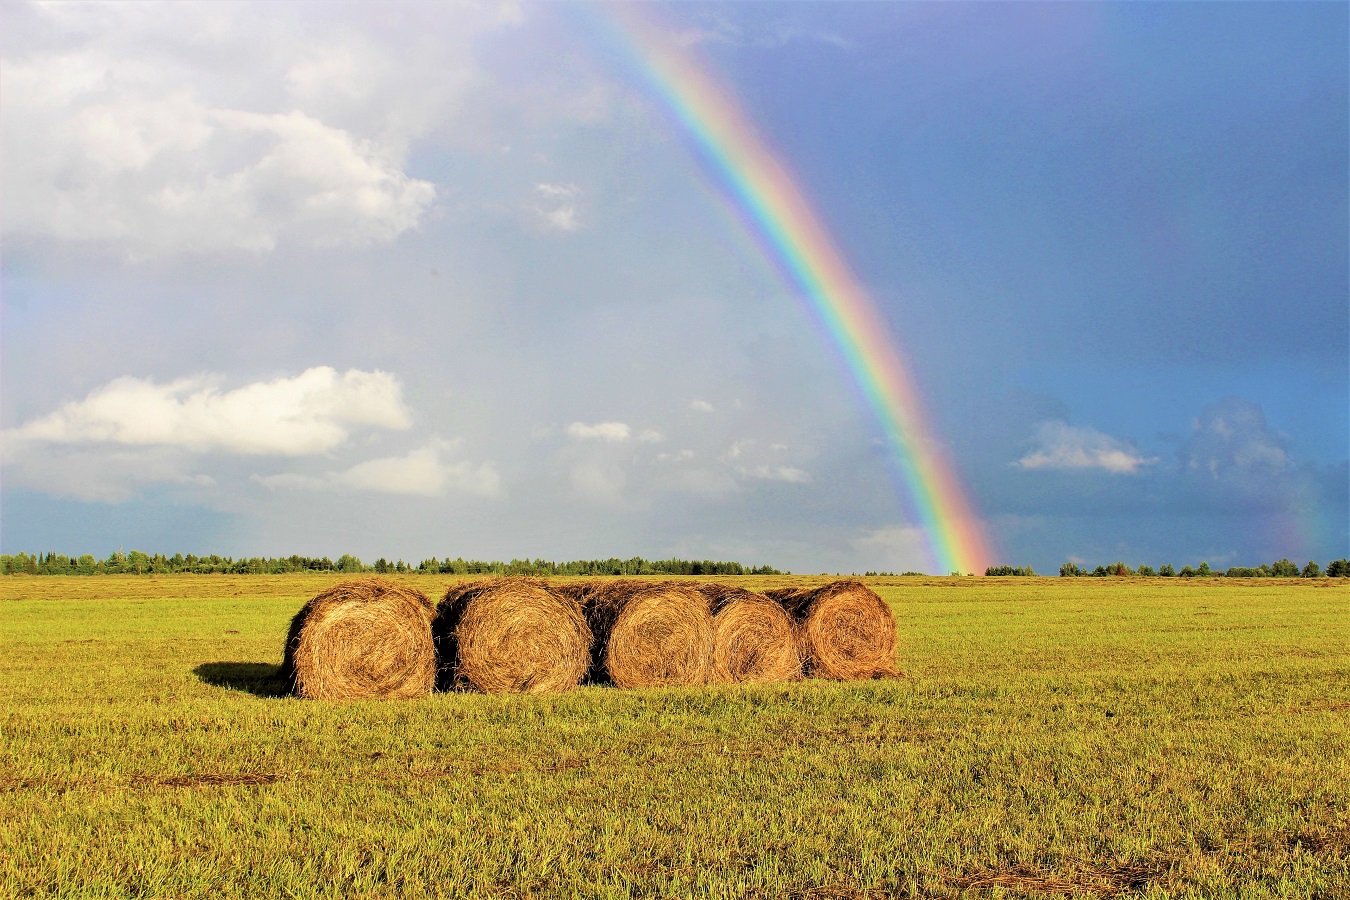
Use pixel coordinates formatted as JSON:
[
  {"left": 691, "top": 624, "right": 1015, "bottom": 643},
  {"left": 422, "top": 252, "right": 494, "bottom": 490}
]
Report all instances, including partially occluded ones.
[
  {"left": 558, "top": 579, "right": 713, "bottom": 688},
  {"left": 764, "top": 580, "right": 898, "bottom": 680},
  {"left": 699, "top": 584, "right": 801, "bottom": 684},
  {"left": 280, "top": 578, "right": 437, "bottom": 700},
  {"left": 433, "top": 577, "right": 592, "bottom": 694}
]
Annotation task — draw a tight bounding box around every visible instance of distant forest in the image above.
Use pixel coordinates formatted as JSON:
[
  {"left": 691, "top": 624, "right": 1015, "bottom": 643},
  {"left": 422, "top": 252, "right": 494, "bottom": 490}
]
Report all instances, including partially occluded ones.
[
  {"left": 4, "top": 550, "right": 1345, "bottom": 578},
  {"left": 989, "top": 558, "right": 1350, "bottom": 578},
  {"left": 0, "top": 551, "right": 783, "bottom": 577}
]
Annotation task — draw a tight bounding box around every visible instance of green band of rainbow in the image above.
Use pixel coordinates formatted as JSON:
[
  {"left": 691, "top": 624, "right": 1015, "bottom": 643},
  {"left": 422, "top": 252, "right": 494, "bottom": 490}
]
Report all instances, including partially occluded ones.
[{"left": 601, "top": 7, "right": 994, "bottom": 574}]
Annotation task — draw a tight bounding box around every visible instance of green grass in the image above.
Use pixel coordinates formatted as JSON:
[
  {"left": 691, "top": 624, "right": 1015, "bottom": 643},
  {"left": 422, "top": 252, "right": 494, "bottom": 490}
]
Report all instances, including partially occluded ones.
[{"left": 1, "top": 574, "right": 1346, "bottom": 898}]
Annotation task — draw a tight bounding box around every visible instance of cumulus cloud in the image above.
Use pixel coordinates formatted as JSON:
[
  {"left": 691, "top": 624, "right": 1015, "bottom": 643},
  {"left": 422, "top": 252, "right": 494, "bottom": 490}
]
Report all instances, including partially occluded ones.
[
  {"left": 567, "top": 421, "right": 631, "bottom": 442},
  {"left": 253, "top": 440, "right": 499, "bottom": 497},
  {"left": 1181, "top": 397, "right": 1291, "bottom": 480},
  {"left": 0, "top": 1, "right": 525, "bottom": 257},
  {"left": 532, "top": 182, "right": 581, "bottom": 231},
  {"left": 720, "top": 439, "right": 812, "bottom": 483},
  {"left": 2, "top": 57, "right": 435, "bottom": 256},
  {"left": 1174, "top": 397, "right": 1319, "bottom": 513},
  {"left": 6, "top": 367, "right": 410, "bottom": 456},
  {"left": 1016, "top": 421, "right": 1157, "bottom": 474}
]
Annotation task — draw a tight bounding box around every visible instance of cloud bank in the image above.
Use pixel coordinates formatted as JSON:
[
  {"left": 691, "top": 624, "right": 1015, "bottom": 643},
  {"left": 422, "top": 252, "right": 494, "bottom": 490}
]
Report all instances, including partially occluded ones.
[
  {"left": 0, "top": 1, "right": 524, "bottom": 258},
  {"left": 7, "top": 367, "right": 410, "bottom": 455}
]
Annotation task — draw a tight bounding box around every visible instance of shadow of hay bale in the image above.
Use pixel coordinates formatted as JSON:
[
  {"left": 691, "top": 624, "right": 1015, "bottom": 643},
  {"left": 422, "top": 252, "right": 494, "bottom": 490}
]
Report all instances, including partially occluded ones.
[{"left": 193, "top": 662, "right": 290, "bottom": 698}]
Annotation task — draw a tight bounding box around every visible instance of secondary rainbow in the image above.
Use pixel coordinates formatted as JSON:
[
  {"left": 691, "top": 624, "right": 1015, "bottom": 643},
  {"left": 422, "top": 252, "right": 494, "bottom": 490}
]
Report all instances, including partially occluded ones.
[{"left": 602, "top": 7, "right": 993, "bottom": 574}]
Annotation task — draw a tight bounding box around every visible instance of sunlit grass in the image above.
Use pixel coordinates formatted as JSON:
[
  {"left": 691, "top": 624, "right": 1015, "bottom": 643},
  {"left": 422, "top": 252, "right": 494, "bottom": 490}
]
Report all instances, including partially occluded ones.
[{"left": 1, "top": 574, "right": 1346, "bottom": 898}]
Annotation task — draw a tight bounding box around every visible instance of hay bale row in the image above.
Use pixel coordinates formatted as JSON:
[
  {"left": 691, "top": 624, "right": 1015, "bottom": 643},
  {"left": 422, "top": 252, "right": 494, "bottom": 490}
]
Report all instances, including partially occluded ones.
[{"left": 282, "top": 577, "right": 897, "bottom": 699}]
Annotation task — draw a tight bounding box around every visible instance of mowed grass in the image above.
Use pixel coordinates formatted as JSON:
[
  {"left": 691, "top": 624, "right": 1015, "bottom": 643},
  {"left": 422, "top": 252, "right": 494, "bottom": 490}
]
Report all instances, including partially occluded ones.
[{"left": 0, "top": 575, "right": 1346, "bottom": 899}]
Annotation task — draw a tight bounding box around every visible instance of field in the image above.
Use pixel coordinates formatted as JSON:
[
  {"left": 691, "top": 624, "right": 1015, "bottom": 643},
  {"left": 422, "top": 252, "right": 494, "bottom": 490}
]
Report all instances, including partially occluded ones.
[{"left": 1, "top": 574, "right": 1346, "bottom": 899}]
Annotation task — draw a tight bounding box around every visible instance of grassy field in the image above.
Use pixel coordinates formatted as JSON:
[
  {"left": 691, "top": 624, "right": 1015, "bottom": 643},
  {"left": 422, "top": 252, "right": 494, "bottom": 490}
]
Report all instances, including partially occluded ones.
[{"left": 0, "top": 574, "right": 1346, "bottom": 899}]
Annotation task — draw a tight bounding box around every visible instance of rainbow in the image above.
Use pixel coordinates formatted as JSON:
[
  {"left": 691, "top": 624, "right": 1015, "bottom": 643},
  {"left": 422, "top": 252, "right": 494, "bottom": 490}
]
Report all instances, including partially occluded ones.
[{"left": 598, "top": 7, "right": 993, "bottom": 575}]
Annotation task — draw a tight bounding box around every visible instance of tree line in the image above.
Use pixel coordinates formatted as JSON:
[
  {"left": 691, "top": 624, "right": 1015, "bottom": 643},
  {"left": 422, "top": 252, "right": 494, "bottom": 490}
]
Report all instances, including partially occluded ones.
[
  {"left": 0, "top": 551, "right": 782, "bottom": 577},
  {"left": 981, "top": 558, "right": 1350, "bottom": 578}
]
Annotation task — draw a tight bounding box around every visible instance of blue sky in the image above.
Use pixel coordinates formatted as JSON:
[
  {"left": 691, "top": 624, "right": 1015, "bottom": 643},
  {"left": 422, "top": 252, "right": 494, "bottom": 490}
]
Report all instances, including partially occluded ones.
[{"left": 2, "top": 1, "right": 1345, "bottom": 573}]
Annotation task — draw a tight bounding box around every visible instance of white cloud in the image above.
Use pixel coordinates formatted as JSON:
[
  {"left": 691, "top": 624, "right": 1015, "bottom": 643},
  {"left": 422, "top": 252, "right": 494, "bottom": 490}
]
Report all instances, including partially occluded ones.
[
  {"left": 1016, "top": 421, "right": 1157, "bottom": 474},
  {"left": 720, "top": 438, "right": 811, "bottom": 483},
  {"left": 0, "top": 2, "right": 528, "bottom": 258},
  {"left": 535, "top": 182, "right": 578, "bottom": 199},
  {"left": 6, "top": 367, "right": 410, "bottom": 456},
  {"left": 637, "top": 429, "right": 664, "bottom": 443},
  {"left": 543, "top": 205, "right": 580, "bottom": 232},
  {"left": 532, "top": 182, "right": 581, "bottom": 232},
  {"left": 2, "top": 55, "right": 435, "bottom": 256},
  {"left": 567, "top": 421, "right": 631, "bottom": 442},
  {"left": 739, "top": 465, "right": 812, "bottom": 484},
  {"left": 689, "top": 399, "right": 715, "bottom": 413},
  {"left": 253, "top": 440, "right": 499, "bottom": 497}
]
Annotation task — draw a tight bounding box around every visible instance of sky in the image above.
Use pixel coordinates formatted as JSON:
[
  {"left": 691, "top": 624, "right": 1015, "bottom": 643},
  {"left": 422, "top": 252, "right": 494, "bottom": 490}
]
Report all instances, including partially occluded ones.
[{"left": 1, "top": 1, "right": 1346, "bottom": 574}]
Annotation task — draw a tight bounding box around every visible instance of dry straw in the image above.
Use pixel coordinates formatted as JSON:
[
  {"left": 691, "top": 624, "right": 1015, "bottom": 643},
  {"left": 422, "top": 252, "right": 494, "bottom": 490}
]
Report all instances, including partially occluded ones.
[
  {"left": 280, "top": 578, "right": 437, "bottom": 700},
  {"left": 434, "top": 577, "right": 592, "bottom": 694},
  {"left": 765, "top": 580, "right": 898, "bottom": 680},
  {"left": 558, "top": 579, "right": 713, "bottom": 688},
  {"left": 699, "top": 584, "right": 801, "bottom": 684}
]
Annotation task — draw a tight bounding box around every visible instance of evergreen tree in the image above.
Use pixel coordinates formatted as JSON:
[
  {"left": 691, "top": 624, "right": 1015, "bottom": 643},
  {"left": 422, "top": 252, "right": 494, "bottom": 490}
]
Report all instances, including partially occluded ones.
[{"left": 1269, "top": 558, "right": 1299, "bottom": 577}]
